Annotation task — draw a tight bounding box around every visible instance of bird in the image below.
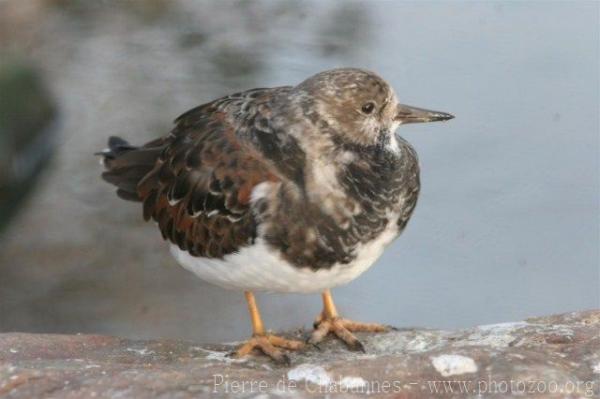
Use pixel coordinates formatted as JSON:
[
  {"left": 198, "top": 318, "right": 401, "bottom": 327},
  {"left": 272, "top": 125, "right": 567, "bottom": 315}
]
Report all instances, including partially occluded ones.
[{"left": 97, "top": 68, "right": 453, "bottom": 364}]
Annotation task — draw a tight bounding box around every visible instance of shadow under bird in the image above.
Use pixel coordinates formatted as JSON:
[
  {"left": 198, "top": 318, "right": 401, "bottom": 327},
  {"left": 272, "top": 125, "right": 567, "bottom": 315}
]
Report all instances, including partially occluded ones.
[{"left": 97, "top": 68, "right": 453, "bottom": 364}]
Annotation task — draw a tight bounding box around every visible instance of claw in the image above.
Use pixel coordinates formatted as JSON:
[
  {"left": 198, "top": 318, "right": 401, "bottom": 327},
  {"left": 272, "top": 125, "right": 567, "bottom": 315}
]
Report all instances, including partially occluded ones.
[
  {"left": 306, "top": 338, "right": 322, "bottom": 351},
  {"left": 348, "top": 339, "right": 365, "bottom": 353},
  {"left": 279, "top": 354, "right": 291, "bottom": 366}
]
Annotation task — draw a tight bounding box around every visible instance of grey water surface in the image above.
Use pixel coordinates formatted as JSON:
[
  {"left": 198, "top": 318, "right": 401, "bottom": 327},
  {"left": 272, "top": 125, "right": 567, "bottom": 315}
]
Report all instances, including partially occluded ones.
[{"left": 0, "top": 0, "right": 598, "bottom": 342}]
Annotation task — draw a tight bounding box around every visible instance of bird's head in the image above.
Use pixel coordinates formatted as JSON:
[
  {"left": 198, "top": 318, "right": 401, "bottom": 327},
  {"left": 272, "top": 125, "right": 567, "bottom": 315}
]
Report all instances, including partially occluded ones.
[{"left": 293, "top": 68, "right": 454, "bottom": 147}]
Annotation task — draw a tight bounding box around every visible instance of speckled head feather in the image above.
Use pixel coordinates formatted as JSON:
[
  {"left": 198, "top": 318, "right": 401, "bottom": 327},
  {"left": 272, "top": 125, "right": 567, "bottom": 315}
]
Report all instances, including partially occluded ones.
[{"left": 291, "top": 68, "right": 400, "bottom": 146}]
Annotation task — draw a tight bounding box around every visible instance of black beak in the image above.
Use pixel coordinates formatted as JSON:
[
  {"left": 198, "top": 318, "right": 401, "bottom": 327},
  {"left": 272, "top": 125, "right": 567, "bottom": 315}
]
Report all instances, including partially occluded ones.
[{"left": 395, "top": 104, "right": 454, "bottom": 124}]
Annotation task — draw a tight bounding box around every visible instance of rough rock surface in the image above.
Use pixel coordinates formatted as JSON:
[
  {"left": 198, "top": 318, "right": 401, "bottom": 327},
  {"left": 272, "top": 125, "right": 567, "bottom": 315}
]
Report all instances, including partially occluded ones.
[{"left": 0, "top": 310, "right": 598, "bottom": 398}]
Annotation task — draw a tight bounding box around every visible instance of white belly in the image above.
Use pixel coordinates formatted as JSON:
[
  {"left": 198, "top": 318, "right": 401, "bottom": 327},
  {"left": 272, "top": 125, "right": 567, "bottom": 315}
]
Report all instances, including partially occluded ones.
[{"left": 170, "top": 222, "right": 399, "bottom": 293}]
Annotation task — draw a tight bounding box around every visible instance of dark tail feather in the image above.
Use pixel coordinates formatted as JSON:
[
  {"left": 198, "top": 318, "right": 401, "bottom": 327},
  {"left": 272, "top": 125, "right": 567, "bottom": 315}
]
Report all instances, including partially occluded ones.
[{"left": 97, "top": 136, "right": 163, "bottom": 202}]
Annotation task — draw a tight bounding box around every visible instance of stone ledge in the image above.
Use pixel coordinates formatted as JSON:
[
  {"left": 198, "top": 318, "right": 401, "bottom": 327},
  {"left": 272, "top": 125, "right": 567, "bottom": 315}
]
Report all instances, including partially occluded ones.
[{"left": 0, "top": 310, "right": 598, "bottom": 398}]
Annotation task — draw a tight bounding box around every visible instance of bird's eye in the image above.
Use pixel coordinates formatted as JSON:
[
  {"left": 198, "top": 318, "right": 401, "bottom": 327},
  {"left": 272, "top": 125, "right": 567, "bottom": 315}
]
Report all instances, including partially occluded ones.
[{"left": 361, "top": 102, "right": 376, "bottom": 115}]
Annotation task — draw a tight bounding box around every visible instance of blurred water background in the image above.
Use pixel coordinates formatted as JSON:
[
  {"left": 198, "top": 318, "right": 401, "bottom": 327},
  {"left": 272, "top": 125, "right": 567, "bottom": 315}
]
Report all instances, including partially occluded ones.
[{"left": 0, "top": 0, "right": 598, "bottom": 342}]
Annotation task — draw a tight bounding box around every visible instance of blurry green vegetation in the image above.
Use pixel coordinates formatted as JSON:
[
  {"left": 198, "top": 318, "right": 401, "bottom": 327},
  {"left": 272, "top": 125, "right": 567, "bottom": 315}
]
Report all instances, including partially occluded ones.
[
  {"left": 48, "top": 0, "right": 172, "bottom": 23},
  {"left": 0, "top": 57, "right": 57, "bottom": 235},
  {"left": 0, "top": 59, "right": 55, "bottom": 152}
]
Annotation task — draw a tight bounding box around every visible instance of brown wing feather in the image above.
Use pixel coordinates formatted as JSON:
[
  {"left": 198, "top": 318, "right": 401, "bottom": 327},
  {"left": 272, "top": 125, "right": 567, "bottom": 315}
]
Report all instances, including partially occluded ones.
[{"left": 138, "top": 104, "right": 279, "bottom": 258}]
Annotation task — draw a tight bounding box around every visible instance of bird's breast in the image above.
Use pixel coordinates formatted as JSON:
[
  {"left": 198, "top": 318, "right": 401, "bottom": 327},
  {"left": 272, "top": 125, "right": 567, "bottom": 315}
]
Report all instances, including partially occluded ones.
[{"left": 253, "top": 138, "right": 419, "bottom": 273}]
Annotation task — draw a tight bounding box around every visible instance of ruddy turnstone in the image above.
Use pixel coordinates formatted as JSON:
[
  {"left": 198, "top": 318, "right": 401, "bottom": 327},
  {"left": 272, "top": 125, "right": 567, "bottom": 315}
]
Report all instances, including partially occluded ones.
[{"left": 98, "top": 68, "right": 453, "bottom": 363}]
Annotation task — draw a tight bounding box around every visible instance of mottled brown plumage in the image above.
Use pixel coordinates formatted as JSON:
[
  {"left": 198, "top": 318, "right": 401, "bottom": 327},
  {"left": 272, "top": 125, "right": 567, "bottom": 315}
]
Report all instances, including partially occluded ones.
[
  {"left": 138, "top": 103, "right": 280, "bottom": 257},
  {"left": 98, "top": 68, "right": 453, "bottom": 363},
  {"left": 99, "top": 69, "right": 453, "bottom": 271}
]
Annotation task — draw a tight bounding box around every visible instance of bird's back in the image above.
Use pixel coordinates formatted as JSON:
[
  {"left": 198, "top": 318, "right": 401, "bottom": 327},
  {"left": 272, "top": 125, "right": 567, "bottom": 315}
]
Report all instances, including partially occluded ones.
[{"left": 100, "top": 87, "right": 289, "bottom": 257}]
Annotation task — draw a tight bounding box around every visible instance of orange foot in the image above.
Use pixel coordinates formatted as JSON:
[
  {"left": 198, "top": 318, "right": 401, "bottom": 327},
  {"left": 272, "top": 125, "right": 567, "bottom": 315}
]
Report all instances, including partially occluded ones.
[
  {"left": 233, "top": 291, "right": 304, "bottom": 364},
  {"left": 233, "top": 334, "right": 304, "bottom": 365},
  {"left": 308, "top": 290, "right": 391, "bottom": 351}
]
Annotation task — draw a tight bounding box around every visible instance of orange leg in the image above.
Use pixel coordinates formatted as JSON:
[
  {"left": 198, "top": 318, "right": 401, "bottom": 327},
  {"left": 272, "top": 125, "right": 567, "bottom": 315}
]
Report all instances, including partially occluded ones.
[
  {"left": 309, "top": 289, "right": 390, "bottom": 352},
  {"left": 232, "top": 291, "right": 304, "bottom": 364}
]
